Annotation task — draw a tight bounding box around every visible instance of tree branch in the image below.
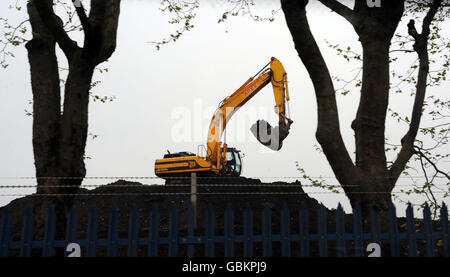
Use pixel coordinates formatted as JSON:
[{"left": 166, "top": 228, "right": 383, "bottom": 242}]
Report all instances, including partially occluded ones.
[
  {"left": 33, "top": 0, "right": 79, "bottom": 60},
  {"left": 414, "top": 145, "right": 450, "bottom": 180},
  {"left": 318, "top": 0, "right": 356, "bottom": 25},
  {"left": 71, "top": 0, "right": 91, "bottom": 38},
  {"left": 85, "top": 0, "right": 121, "bottom": 64},
  {"left": 407, "top": 19, "right": 419, "bottom": 40},
  {"left": 281, "top": 0, "right": 360, "bottom": 189},
  {"left": 390, "top": 0, "right": 443, "bottom": 181},
  {"left": 421, "top": 0, "right": 443, "bottom": 37}
]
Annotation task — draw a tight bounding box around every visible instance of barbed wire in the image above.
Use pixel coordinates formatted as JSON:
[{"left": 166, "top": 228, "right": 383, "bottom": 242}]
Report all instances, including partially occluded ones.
[
  {"left": 0, "top": 175, "right": 446, "bottom": 180},
  {"left": 0, "top": 183, "right": 351, "bottom": 188},
  {"left": 0, "top": 177, "right": 446, "bottom": 197},
  {"left": 0, "top": 183, "right": 446, "bottom": 189},
  {"left": 0, "top": 190, "right": 447, "bottom": 197},
  {"left": 0, "top": 188, "right": 447, "bottom": 197}
]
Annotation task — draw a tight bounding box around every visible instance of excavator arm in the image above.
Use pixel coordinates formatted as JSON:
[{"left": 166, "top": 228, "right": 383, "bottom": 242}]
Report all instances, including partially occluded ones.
[{"left": 206, "top": 57, "right": 293, "bottom": 166}]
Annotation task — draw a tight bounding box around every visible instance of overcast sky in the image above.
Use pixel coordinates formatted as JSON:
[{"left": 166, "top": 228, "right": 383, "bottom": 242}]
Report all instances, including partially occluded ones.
[{"left": 0, "top": 0, "right": 448, "bottom": 213}]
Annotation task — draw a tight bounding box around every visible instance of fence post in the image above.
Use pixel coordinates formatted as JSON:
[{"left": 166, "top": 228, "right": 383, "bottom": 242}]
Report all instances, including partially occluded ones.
[
  {"left": 405, "top": 203, "right": 417, "bottom": 257},
  {"left": 353, "top": 203, "right": 363, "bottom": 257},
  {"left": 0, "top": 207, "right": 11, "bottom": 257},
  {"left": 224, "top": 203, "right": 234, "bottom": 257},
  {"left": 336, "top": 204, "right": 345, "bottom": 257},
  {"left": 262, "top": 204, "right": 272, "bottom": 257},
  {"left": 168, "top": 205, "right": 179, "bottom": 257},
  {"left": 65, "top": 207, "right": 78, "bottom": 257},
  {"left": 440, "top": 203, "right": 449, "bottom": 257},
  {"left": 318, "top": 204, "right": 328, "bottom": 257},
  {"left": 281, "top": 203, "right": 291, "bottom": 257},
  {"left": 20, "top": 207, "right": 34, "bottom": 257},
  {"left": 205, "top": 204, "right": 215, "bottom": 257},
  {"left": 148, "top": 205, "right": 160, "bottom": 257},
  {"left": 423, "top": 203, "right": 434, "bottom": 257},
  {"left": 107, "top": 206, "right": 119, "bottom": 257},
  {"left": 244, "top": 204, "right": 253, "bottom": 257},
  {"left": 187, "top": 203, "right": 195, "bottom": 257},
  {"left": 43, "top": 206, "right": 56, "bottom": 257},
  {"left": 190, "top": 172, "right": 197, "bottom": 228},
  {"left": 370, "top": 207, "right": 381, "bottom": 248},
  {"left": 388, "top": 203, "right": 400, "bottom": 257},
  {"left": 86, "top": 206, "right": 98, "bottom": 257},
  {"left": 128, "top": 205, "right": 139, "bottom": 257},
  {"left": 299, "top": 204, "right": 309, "bottom": 257}
]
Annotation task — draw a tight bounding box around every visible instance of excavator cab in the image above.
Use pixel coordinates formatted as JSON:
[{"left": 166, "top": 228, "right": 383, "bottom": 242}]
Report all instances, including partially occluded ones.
[{"left": 224, "top": 148, "right": 242, "bottom": 176}]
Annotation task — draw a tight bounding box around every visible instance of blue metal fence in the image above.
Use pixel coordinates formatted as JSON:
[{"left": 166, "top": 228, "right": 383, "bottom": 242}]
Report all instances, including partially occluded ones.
[{"left": 0, "top": 202, "right": 449, "bottom": 257}]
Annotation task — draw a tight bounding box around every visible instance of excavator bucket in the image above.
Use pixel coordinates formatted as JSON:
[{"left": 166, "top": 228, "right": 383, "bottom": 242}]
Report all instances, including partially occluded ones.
[{"left": 250, "top": 119, "right": 290, "bottom": 151}]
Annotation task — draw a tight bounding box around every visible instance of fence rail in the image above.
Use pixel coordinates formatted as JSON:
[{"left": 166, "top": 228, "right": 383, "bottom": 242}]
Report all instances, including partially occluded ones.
[{"left": 0, "top": 202, "right": 449, "bottom": 257}]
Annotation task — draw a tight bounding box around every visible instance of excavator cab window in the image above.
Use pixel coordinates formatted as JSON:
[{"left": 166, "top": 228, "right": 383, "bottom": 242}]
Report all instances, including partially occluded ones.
[
  {"left": 234, "top": 151, "right": 241, "bottom": 175},
  {"left": 225, "top": 149, "right": 242, "bottom": 176}
]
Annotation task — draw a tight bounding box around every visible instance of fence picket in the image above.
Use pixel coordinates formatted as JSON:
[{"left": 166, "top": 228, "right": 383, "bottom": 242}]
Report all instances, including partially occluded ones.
[
  {"left": 370, "top": 208, "right": 381, "bottom": 247},
  {"left": 168, "top": 205, "right": 179, "bottom": 257},
  {"left": 262, "top": 205, "right": 272, "bottom": 257},
  {"left": 43, "top": 206, "right": 56, "bottom": 257},
  {"left": 20, "top": 207, "right": 34, "bottom": 257},
  {"left": 148, "top": 205, "right": 160, "bottom": 257},
  {"left": 423, "top": 203, "right": 434, "bottom": 257},
  {"left": 299, "top": 205, "right": 309, "bottom": 257},
  {"left": 65, "top": 207, "right": 78, "bottom": 255},
  {"left": 353, "top": 204, "right": 363, "bottom": 257},
  {"left": 336, "top": 204, "right": 345, "bottom": 257},
  {"left": 389, "top": 203, "right": 400, "bottom": 257},
  {"left": 281, "top": 203, "right": 291, "bottom": 257},
  {"left": 318, "top": 204, "right": 328, "bottom": 257},
  {"left": 406, "top": 203, "right": 417, "bottom": 257},
  {"left": 440, "top": 203, "right": 449, "bottom": 257},
  {"left": 244, "top": 204, "right": 253, "bottom": 257},
  {"left": 187, "top": 203, "right": 195, "bottom": 257},
  {"left": 87, "top": 206, "right": 98, "bottom": 257},
  {"left": 107, "top": 206, "right": 119, "bottom": 257},
  {"left": 128, "top": 205, "right": 139, "bottom": 257},
  {"left": 205, "top": 204, "right": 215, "bottom": 257},
  {"left": 0, "top": 207, "right": 11, "bottom": 257},
  {"left": 224, "top": 203, "right": 234, "bottom": 257}
]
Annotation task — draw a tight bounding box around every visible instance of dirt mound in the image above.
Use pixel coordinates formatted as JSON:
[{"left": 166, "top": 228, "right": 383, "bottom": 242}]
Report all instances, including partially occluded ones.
[
  {"left": 0, "top": 178, "right": 334, "bottom": 255},
  {"left": 1, "top": 177, "right": 322, "bottom": 233}
]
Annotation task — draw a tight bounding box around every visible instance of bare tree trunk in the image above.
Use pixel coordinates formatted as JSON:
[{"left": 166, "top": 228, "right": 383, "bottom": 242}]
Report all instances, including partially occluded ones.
[
  {"left": 26, "top": 1, "right": 68, "bottom": 243},
  {"left": 25, "top": 0, "right": 121, "bottom": 255},
  {"left": 281, "top": 0, "right": 442, "bottom": 231},
  {"left": 280, "top": 0, "right": 440, "bottom": 226}
]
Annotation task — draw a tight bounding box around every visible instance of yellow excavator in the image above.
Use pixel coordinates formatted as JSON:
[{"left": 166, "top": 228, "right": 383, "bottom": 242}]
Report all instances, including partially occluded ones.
[{"left": 154, "top": 57, "right": 293, "bottom": 179}]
